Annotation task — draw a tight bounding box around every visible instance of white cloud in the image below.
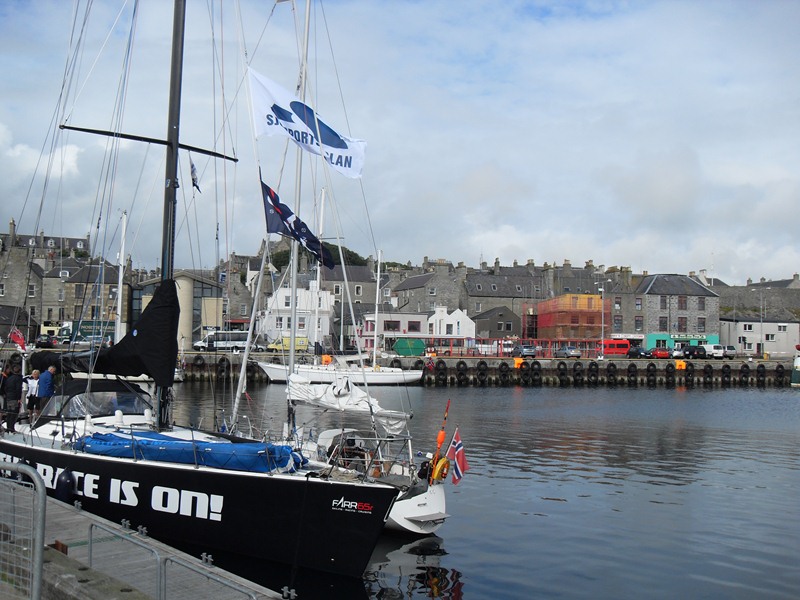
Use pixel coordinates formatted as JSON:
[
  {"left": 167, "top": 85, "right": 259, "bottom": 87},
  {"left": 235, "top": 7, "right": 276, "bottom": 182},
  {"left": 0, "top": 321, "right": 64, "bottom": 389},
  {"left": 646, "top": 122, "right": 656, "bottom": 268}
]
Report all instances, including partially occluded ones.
[{"left": 1, "top": 1, "right": 798, "bottom": 285}]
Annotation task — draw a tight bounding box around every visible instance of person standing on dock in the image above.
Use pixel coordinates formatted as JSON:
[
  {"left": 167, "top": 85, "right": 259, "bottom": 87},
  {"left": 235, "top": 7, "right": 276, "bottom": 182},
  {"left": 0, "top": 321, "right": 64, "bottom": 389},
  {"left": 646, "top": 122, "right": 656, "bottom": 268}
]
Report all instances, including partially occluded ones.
[
  {"left": 3, "top": 364, "right": 23, "bottom": 432},
  {"left": 37, "top": 365, "right": 56, "bottom": 410},
  {"left": 23, "top": 369, "right": 41, "bottom": 421}
]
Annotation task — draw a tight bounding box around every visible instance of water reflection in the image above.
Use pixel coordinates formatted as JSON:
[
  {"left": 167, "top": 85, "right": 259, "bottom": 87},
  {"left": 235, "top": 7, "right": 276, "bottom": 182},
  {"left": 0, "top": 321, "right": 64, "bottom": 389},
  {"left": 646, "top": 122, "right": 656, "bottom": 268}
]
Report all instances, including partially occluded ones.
[{"left": 169, "top": 381, "right": 800, "bottom": 599}]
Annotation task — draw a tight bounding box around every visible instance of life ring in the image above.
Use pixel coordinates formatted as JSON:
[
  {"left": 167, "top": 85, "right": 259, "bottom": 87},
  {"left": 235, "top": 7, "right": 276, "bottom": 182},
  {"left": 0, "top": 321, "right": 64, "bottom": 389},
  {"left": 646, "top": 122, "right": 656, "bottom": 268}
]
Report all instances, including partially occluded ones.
[
  {"left": 432, "top": 457, "right": 450, "bottom": 481},
  {"left": 477, "top": 360, "right": 488, "bottom": 372},
  {"left": 390, "top": 359, "right": 402, "bottom": 369},
  {"left": 456, "top": 360, "right": 468, "bottom": 372},
  {"left": 499, "top": 362, "right": 509, "bottom": 373},
  {"left": 193, "top": 354, "right": 205, "bottom": 367}
]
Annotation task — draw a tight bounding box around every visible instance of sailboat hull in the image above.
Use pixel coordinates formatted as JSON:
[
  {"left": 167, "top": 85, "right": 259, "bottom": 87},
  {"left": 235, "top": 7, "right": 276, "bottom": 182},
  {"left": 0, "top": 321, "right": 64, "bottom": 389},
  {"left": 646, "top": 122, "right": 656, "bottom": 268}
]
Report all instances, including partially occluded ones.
[
  {"left": 259, "top": 361, "right": 423, "bottom": 385},
  {"left": 0, "top": 437, "right": 398, "bottom": 578}
]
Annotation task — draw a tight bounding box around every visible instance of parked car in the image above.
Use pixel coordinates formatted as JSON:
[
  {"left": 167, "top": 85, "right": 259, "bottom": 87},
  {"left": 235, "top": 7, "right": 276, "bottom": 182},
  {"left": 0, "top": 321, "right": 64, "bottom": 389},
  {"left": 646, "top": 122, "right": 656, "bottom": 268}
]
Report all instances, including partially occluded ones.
[
  {"left": 648, "top": 347, "right": 671, "bottom": 359},
  {"left": 512, "top": 344, "right": 537, "bottom": 358},
  {"left": 682, "top": 345, "right": 707, "bottom": 359},
  {"left": 34, "top": 334, "right": 56, "bottom": 348},
  {"left": 672, "top": 347, "right": 685, "bottom": 358},
  {"left": 723, "top": 345, "right": 738, "bottom": 359},
  {"left": 554, "top": 346, "right": 581, "bottom": 359},
  {"left": 626, "top": 346, "right": 652, "bottom": 359}
]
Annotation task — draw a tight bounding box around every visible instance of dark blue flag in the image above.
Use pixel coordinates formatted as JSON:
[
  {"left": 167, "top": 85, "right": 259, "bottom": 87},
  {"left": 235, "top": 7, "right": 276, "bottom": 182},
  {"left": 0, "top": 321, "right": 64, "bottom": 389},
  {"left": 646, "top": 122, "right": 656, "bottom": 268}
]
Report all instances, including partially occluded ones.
[{"left": 261, "top": 181, "right": 334, "bottom": 269}]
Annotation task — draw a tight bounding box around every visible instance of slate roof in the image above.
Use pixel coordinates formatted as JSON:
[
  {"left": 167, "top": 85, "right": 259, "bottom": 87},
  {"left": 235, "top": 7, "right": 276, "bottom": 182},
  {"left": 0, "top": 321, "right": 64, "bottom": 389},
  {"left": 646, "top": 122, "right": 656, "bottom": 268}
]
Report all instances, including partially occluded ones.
[
  {"left": 393, "top": 273, "right": 434, "bottom": 292},
  {"left": 465, "top": 273, "right": 533, "bottom": 298},
  {"left": 635, "top": 274, "right": 718, "bottom": 297}
]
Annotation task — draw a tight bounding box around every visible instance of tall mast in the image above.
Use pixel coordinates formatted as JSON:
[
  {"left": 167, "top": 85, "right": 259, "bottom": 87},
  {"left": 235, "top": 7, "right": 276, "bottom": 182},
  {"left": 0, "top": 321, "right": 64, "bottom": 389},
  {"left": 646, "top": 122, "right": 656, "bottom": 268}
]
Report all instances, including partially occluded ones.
[{"left": 155, "top": 0, "right": 186, "bottom": 431}]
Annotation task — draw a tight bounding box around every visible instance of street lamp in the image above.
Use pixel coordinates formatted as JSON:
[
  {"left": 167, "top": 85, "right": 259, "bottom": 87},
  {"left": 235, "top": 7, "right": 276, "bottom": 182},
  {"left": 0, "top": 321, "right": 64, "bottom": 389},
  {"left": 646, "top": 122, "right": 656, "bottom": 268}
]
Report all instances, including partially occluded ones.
[
  {"left": 752, "top": 287, "right": 770, "bottom": 358},
  {"left": 596, "top": 279, "right": 611, "bottom": 359}
]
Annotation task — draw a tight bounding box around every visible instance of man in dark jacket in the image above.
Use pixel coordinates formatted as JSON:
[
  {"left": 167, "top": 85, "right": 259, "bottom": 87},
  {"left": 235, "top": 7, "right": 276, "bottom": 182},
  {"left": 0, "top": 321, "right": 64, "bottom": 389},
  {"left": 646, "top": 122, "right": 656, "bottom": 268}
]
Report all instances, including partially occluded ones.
[{"left": 3, "top": 364, "right": 23, "bottom": 432}]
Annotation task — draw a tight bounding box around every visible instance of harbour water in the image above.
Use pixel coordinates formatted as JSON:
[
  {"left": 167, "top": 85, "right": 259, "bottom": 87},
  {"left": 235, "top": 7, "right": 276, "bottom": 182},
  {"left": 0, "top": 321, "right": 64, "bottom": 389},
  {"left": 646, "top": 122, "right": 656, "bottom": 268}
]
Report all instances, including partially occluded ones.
[{"left": 171, "top": 380, "right": 800, "bottom": 599}]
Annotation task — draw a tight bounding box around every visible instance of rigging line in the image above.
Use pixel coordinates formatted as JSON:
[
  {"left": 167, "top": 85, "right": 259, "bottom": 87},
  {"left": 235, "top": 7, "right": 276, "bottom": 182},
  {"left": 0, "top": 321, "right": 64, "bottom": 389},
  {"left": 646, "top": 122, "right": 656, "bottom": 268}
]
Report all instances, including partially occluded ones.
[{"left": 61, "top": 0, "right": 131, "bottom": 124}]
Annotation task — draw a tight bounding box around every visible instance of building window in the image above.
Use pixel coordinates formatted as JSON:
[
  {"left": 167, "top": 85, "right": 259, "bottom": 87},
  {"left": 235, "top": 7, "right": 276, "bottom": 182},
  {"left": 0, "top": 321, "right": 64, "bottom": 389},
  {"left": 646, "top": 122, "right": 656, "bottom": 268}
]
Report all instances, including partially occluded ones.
[
  {"left": 30, "top": 306, "right": 35, "bottom": 317},
  {"left": 697, "top": 317, "right": 706, "bottom": 333},
  {"left": 77, "top": 241, "right": 84, "bottom": 249},
  {"left": 660, "top": 296, "right": 667, "bottom": 310},
  {"left": 698, "top": 297, "right": 706, "bottom": 311},
  {"left": 476, "top": 284, "right": 482, "bottom": 291},
  {"left": 491, "top": 284, "right": 497, "bottom": 291},
  {"left": 678, "top": 296, "right": 687, "bottom": 310},
  {"left": 497, "top": 322, "right": 504, "bottom": 330},
  {"left": 0, "top": 283, "right": 4, "bottom": 296},
  {"left": 505, "top": 322, "right": 512, "bottom": 331},
  {"left": 47, "top": 239, "right": 55, "bottom": 248},
  {"left": 355, "top": 285, "right": 362, "bottom": 296},
  {"left": 91, "top": 305, "right": 100, "bottom": 319},
  {"left": 384, "top": 320, "right": 400, "bottom": 332},
  {"left": 446, "top": 324, "right": 454, "bottom": 335},
  {"left": 612, "top": 315, "right": 623, "bottom": 332},
  {"left": 635, "top": 297, "right": 642, "bottom": 311},
  {"left": 570, "top": 315, "right": 579, "bottom": 325},
  {"left": 276, "top": 316, "right": 283, "bottom": 329},
  {"left": 778, "top": 325, "right": 787, "bottom": 332},
  {"left": 28, "top": 284, "right": 36, "bottom": 297},
  {"left": 678, "top": 317, "right": 687, "bottom": 332},
  {"left": 516, "top": 285, "right": 522, "bottom": 292},
  {"left": 240, "top": 303, "right": 247, "bottom": 316},
  {"left": 74, "top": 305, "right": 82, "bottom": 319},
  {"left": 659, "top": 316, "right": 668, "bottom": 331},
  {"left": 408, "top": 321, "right": 421, "bottom": 333},
  {"left": 614, "top": 297, "right": 621, "bottom": 310},
  {"left": 475, "top": 302, "right": 481, "bottom": 313},
  {"left": 428, "top": 323, "right": 434, "bottom": 335},
  {"left": 58, "top": 307, "right": 65, "bottom": 320},
  {"left": 59, "top": 270, "right": 69, "bottom": 278},
  {"left": 635, "top": 316, "right": 643, "bottom": 331},
  {"left": 58, "top": 288, "right": 64, "bottom": 302},
  {"left": 766, "top": 334, "right": 775, "bottom": 342},
  {"left": 428, "top": 287, "right": 436, "bottom": 296},
  {"left": 744, "top": 324, "right": 753, "bottom": 331},
  {"left": 298, "top": 317, "right": 306, "bottom": 330},
  {"left": 47, "top": 308, "right": 53, "bottom": 320},
  {"left": 75, "top": 284, "right": 84, "bottom": 298},
  {"left": 284, "top": 295, "right": 291, "bottom": 308},
  {"left": 333, "top": 284, "right": 341, "bottom": 295}
]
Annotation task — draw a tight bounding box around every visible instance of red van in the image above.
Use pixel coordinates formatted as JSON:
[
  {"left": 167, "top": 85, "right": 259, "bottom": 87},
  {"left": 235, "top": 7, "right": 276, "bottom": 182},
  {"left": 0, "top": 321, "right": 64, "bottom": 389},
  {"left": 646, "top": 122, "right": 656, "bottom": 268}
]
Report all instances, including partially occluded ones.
[{"left": 602, "top": 339, "right": 630, "bottom": 356}]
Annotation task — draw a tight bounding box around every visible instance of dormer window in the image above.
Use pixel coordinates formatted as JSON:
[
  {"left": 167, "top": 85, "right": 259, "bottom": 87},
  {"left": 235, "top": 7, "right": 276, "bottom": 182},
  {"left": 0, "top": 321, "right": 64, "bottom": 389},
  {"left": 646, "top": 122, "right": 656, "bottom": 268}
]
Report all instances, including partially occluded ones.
[
  {"left": 476, "top": 284, "right": 482, "bottom": 291},
  {"left": 59, "top": 270, "right": 69, "bottom": 278},
  {"left": 516, "top": 285, "right": 522, "bottom": 292},
  {"left": 47, "top": 239, "right": 55, "bottom": 248},
  {"left": 77, "top": 241, "right": 84, "bottom": 249},
  {"left": 28, "top": 238, "right": 36, "bottom": 246},
  {"left": 491, "top": 284, "right": 497, "bottom": 291}
]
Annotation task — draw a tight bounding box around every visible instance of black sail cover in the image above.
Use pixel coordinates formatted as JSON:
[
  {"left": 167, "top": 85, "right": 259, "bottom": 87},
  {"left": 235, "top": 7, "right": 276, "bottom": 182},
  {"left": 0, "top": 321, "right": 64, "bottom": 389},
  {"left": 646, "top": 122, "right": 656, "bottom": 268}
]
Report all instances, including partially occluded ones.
[{"left": 31, "top": 279, "right": 180, "bottom": 388}]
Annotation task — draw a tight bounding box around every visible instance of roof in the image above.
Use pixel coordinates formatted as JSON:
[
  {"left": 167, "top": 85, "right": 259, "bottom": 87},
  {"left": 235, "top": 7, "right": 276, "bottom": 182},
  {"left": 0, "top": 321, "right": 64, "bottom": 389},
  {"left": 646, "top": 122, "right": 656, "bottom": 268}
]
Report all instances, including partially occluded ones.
[
  {"left": 393, "top": 273, "right": 435, "bottom": 292},
  {"left": 465, "top": 273, "right": 534, "bottom": 297},
  {"left": 635, "top": 274, "right": 718, "bottom": 297}
]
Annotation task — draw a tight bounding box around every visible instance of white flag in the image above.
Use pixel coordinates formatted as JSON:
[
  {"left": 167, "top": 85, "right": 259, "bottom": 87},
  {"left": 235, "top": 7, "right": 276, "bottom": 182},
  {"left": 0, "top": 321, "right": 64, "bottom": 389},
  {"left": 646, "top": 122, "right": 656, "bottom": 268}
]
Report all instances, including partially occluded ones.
[{"left": 248, "top": 67, "right": 366, "bottom": 179}]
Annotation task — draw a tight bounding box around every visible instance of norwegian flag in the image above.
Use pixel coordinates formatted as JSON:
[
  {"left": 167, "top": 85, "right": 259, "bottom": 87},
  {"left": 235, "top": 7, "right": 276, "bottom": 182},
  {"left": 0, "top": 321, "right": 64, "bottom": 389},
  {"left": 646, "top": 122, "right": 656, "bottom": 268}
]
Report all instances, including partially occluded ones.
[
  {"left": 9, "top": 327, "right": 26, "bottom": 351},
  {"left": 445, "top": 427, "right": 470, "bottom": 485}
]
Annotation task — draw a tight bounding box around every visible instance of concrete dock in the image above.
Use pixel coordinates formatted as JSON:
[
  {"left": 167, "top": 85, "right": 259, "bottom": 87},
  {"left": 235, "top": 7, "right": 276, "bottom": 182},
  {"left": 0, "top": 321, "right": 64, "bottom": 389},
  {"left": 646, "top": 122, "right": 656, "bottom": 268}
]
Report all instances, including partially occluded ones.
[{"left": 8, "top": 495, "right": 281, "bottom": 600}]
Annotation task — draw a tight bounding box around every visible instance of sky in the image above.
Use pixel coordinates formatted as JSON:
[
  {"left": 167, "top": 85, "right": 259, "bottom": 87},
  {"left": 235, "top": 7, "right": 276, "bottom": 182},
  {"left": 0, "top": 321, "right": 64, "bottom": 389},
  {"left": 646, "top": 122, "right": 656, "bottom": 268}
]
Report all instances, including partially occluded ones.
[{"left": 1, "top": 0, "right": 799, "bottom": 286}]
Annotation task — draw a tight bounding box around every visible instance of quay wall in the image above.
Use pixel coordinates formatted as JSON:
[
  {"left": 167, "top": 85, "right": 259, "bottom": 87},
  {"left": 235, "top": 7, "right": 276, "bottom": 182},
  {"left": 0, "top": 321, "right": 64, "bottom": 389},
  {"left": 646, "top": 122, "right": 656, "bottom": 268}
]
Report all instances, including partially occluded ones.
[{"left": 2, "top": 349, "right": 793, "bottom": 388}]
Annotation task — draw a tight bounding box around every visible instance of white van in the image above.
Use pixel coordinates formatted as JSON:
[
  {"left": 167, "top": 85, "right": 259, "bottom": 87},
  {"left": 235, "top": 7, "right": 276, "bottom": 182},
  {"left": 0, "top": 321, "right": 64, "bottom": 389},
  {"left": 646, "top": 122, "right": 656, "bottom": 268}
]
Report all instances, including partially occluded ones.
[
  {"left": 701, "top": 344, "right": 725, "bottom": 359},
  {"left": 194, "top": 330, "right": 263, "bottom": 352}
]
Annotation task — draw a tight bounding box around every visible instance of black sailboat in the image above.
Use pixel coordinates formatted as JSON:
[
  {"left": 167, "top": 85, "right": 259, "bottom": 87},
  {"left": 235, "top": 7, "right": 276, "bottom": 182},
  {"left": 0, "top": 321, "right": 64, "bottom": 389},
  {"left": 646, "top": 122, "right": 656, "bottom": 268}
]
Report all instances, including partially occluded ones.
[{"left": 0, "top": 0, "right": 398, "bottom": 579}]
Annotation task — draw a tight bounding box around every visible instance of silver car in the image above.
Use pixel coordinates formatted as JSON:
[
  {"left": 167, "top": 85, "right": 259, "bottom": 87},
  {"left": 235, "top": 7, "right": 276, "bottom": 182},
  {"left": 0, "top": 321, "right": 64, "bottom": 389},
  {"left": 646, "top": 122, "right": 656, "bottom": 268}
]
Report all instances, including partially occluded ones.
[{"left": 554, "top": 346, "right": 580, "bottom": 359}]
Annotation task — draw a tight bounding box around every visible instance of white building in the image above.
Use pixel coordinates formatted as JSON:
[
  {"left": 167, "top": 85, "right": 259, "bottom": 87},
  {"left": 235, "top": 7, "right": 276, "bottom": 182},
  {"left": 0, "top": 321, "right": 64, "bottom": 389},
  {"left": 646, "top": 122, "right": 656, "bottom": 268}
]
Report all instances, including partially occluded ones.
[{"left": 256, "top": 280, "right": 334, "bottom": 348}]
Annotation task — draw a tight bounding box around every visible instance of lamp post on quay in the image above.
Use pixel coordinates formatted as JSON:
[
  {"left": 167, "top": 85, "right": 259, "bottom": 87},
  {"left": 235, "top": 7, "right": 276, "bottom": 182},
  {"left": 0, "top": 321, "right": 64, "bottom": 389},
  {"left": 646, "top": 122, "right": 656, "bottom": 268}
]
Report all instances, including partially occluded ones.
[
  {"left": 752, "top": 287, "right": 770, "bottom": 359},
  {"left": 596, "top": 279, "right": 611, "bottom": 359}
]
